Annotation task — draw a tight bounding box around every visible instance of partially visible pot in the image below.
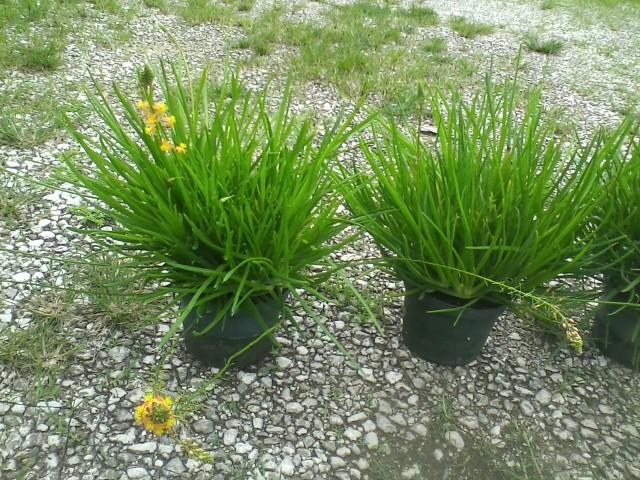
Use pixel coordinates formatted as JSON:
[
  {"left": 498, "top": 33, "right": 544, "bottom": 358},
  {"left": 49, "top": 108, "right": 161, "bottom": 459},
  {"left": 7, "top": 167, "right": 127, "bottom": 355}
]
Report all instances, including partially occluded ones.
[
  {"left": 182, "top": 294, "right": 285, "bottom": 368},
  {"left": 402, "top": 286, "right": 505, "bottom": 366},
  {"left": 592, "top": 292, "right": 640, "bottom": 371}
]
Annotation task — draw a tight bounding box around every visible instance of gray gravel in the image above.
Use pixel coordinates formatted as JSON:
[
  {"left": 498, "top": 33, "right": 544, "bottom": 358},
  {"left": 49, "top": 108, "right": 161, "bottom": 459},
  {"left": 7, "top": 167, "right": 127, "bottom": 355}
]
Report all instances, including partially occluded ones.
[{"left": 1, "top": 1, "right": 640, "bottom": 479}]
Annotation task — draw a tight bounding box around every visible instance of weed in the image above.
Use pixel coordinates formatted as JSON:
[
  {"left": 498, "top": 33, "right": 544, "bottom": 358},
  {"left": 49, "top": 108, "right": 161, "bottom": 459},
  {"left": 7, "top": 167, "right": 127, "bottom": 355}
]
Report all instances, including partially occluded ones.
[
  {"left": 449, "top": 16, "right": 494, "bottom": 38},
  {"left": 69, "top": 252, "right": 166, "bottom": 329},
  {"left": 143, "top": 0, "right": 168, "bottom": 12},
  {"left": 422, "top": 36, "right": 447, "bottom": 54},
  {"left": 0, "top": 175, "right": 40, "bottom": 226},
  {"left": 181, "top": 0, "right": 252, "bottom": 24},
  {"left": 397, "top": 3, "right": 439, "bottom": 25},
  {"left": 69, "top": 204, "right": 108, "bottom": 227},
  {"left": 0, "top": 85, "right": 86, "bottom": 147},
  {"left": 240, "top": 3, "right": 472, "bottom": 116},
  {"left": 92, "top": 0, "right": 121, "bottom": 14},
  {"left": 524, "top": 33, "right": 564, "bottom": 54},
  {"left": 94, "top": 19, "right": 133, "bottom": 47},
  {"left": 0, "top": 291, "right": 81, "bottom": 401},
  {"left": 14, "top": 33, "right": 66, "bottom": 71}
]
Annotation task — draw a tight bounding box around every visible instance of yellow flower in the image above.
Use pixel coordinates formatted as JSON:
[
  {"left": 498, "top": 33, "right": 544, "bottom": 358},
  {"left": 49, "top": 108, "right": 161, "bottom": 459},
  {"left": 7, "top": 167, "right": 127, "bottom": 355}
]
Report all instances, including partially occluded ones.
[
  {"left": 174, "top": 143, "right": 187, "bottom": 154},
  {"left": 163, "top": 115, "right": 177, "bottom": 129},
  {"left": 145, "top": 113, "right": 158, "bottom": 126},
  {"left": 153, "top": 102, "right": 168, "bottom": 114},
  {"left": 144, "top": 125, "right": 156, "bottom": 135},
  {"left": 160, "top": 140, "right": 173, "bottom": 153},
  {"left": 134, "top": 393, "right": 176, "bottom": 436},
  {"left": 137, "top": 100, "right": 150, "bottom": 112}
]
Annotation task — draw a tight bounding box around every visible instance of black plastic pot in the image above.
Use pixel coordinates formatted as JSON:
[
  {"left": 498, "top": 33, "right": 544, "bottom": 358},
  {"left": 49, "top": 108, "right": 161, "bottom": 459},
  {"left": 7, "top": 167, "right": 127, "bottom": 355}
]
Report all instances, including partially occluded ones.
[
  {"left": 402, "top": 289, "right": 505, "bottom": 366},
  {"left": 592, "top": 293, "right": 640, "bottom": 371},
  {"left": 182, "top": 295, "right": 284, "bottom": 368}
]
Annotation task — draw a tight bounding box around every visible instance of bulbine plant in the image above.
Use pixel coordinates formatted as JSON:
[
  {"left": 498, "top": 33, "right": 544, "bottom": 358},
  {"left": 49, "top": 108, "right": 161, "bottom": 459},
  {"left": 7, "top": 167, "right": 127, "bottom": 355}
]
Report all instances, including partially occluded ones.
[
  {"left": 340, "top": 74, "right": 615, "bottom": 306},
  {"left": 592, "top": 124, "right": 640, "bottom": 292},
  {"left": 63, "top": 62, "right": 367, "bottom": 343}
]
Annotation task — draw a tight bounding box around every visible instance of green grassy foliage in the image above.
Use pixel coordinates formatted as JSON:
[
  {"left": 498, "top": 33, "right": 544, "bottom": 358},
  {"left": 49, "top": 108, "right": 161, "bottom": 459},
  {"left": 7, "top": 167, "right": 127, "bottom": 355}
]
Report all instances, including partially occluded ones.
[
  {"left": 181, "top": 0, "right": 255, "bottom": 24},
  {"left": 239, "top": 3, "right": 475, "bottom": 115},
  {"left": 143, "top": 0, "right": 169, "bottom": 12},
  {"left": 449, "top": 16, "right": 495, "bottom": 38},
  {"left": 0, "top": 85, "right": 87, "bottom": 147},
  {"left": 0, "top": 0, "right": 129, "bottom": 71},
  {"left": 524, "top": 33, "right": 564, "bottom": 54},
  {"left": 64, "top": 64, "right": 366, "bottom": 337},
  {"left": 340, "top": 75, "right": 616, "bottom": 302},
  {"left": 0, "top": 291, "right": 80, "bottom": 401}
]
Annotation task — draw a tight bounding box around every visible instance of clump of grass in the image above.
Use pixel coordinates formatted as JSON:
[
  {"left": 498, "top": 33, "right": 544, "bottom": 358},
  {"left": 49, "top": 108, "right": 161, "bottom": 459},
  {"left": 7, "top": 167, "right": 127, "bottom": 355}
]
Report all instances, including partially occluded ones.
[
  {"left": 422, "top": 36, "right": 447, "bottom": 54},
  {"left": 541, "top": 0, "right": 559, "bottom": 9},
  {"left": 69, "top": 252, "right": 165, "bottom": 329},
  {"left": 524, "top": 33, "right": 564, "bottom": 54},
  {"left": 0, "top": 86, "right": 85, "bottom": 147},
  {"left": 143, "top": 0, "right": 168, "bottom": 10},
  {"left": 398, "top": 3, "right": 439, "bottom": 25},
  {"left": 0, "top": 175, "right": 40, "bottom": 226},
  {"left": 449, "top": 16, "right": 494, "bottom": 38},
  {"left": 181, "top": 0, "right": 253, "bottom": 24},
  {"left": 236, "top": 0, "right": 256, "bottom": 12},
  {"left": 0, "top": 292, "right": 81, "bottom": 400},
  {"left": 13, "top": 34, "right": 65, "bottom": 70},
  {"left": 92, "top": 0, "right": 121, "bottom": 14}
]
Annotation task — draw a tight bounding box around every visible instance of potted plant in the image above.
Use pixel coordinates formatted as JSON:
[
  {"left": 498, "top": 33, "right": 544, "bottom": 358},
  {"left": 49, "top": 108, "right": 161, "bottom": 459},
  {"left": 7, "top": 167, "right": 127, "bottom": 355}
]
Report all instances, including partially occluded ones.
[
  {"left": 340, "top": 76, "right": 611, "bottom": 365},
  {"left": 63, "top": 63, "right": 365, "bottom": 368},
  {"left": 589, "top": 124, "right": 640, "bottom": 370}
]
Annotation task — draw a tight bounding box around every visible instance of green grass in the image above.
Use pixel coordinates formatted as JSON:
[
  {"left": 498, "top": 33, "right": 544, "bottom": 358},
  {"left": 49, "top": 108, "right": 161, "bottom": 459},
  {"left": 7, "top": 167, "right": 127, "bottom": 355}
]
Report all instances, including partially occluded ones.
[
  {"left": 143, "top": 0, "right": 169, "bottom": 12},
  {"left": 524, "top": 33, "right": 564, "bottom": 54},
  {"left": 68, "top": 251, "right": 166, "bottom": 329},
  {"left": 0, "top": 291, "right": 81, "bottom": 402},
  {"left": 13, "top": 34, "right": 66, "bottom": 70},
  {"left": 0, "top": 85, "right": 87, "bottom": 147},
  {"left": 449, "top": 16, "right": 495, "bottom": 38},
  {"left": 0, "top": 0, "right": 129, "bottom": 72},
  {"left": 541, "top": 0, "right": 559, "bottom": 9},
  {"left": 422, "top": 36, "right": 447, "bottom": 54},
  {"left": 238, "top": 3, "right": 475, "bottom": 116},
  {"left": 181, "top": 0, "right": 255, "bottom": 24},
  {"left": 578, "top": 0, "right": 640, "bottom": 5},
  {"left": 0, "top": 175, "right": 40, "bottom": 227}
]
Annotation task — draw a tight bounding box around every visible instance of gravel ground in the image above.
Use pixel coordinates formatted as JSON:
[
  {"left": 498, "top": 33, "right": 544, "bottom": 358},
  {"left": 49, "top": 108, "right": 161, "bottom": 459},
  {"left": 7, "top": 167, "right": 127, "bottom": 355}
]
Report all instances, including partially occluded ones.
[{"left": 1, "top": 1, "right": 640, "bottom": 479}]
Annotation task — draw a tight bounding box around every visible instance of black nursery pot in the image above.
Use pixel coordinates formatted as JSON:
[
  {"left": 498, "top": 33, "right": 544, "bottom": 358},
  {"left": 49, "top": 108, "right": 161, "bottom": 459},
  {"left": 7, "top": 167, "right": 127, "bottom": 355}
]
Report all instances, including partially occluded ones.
[
  {"left": 402, "top": 289, "right": 505, "bottom": 366},
  {"left": 592, "top": 293, "right": 640, "bottom": 371},
  {"left": 182, "top": 295, "right": 284, "bottom": 369}
]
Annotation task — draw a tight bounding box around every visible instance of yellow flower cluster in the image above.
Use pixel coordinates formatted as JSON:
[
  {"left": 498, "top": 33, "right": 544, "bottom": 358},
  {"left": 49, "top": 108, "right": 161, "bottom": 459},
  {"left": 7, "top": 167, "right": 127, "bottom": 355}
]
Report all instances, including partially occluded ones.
[
  {"left": 136, "top": 100, "right": 187, "bottom": 154},
  {"left": 134, "top": 393, "right": 176, "bottom": 436}
]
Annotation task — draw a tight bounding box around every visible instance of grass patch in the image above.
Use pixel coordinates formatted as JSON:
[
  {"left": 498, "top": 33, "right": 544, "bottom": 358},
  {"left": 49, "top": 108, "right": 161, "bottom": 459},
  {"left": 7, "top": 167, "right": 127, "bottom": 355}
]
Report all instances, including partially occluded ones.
[
  {"left": 540, "top": 0, "right": 559, "bottom": 9},
  {"left": 422, "top": 36, "right": 447, "bottom": 54},
  {"left": 13, "top": 33, "right": 66, "bottom": 70},
  {"left": 238, "top": 3, "right": 474, "bottom": 116},
  {"left": 68, "top": 251, "right": 167, "bottom": 329},
  {"left": 0, "top": 0, "right": 131, "bottom": 72},
  {"left": 449, "top": 16, "right": 495, "bottom": 38},
  {"left": 524, "top": 33, "right": 564, "bottom": 54},
  {"left": 143, "top": 0, "right": 169, "bottom": 12},
  {"left": 0, "top": 85, "right": 87, "bottom": 147},
  {"left": 0, "top": 292, "right": 81, "bottom": 401},
  {"left": 0, "top": 175, "right": 40, "bottom": 227},
  {"left": 181, "top": 0, "right": 255, "bottom": 24},
  {"left": 92, "top": 0, "right": 122, "bottom": 14}
]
